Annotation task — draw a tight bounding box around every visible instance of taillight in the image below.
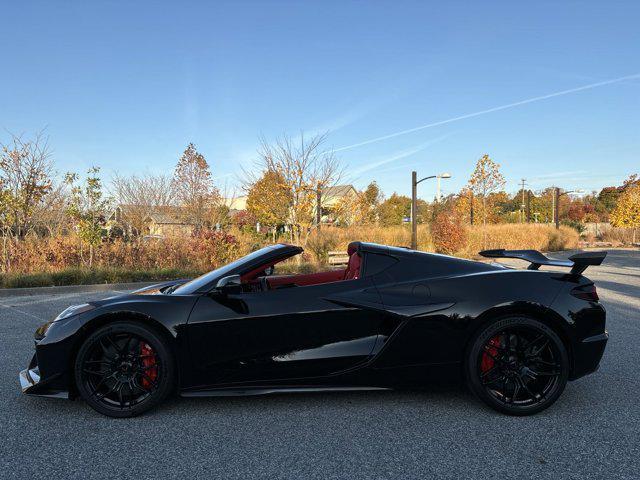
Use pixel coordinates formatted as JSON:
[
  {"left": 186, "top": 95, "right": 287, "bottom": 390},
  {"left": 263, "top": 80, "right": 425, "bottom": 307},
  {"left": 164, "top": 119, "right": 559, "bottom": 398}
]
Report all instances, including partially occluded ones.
[{"left": 571, "top": 284, "right": 599, "bottom": 302}]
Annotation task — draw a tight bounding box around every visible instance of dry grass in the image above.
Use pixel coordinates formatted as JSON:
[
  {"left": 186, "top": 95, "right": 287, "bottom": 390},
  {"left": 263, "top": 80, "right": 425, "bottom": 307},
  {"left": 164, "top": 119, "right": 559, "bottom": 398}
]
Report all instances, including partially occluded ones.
[
  {"left": 318, "top": 225, "right": 433, "bottom": 251},
  {"left": 460, "top": 224, "right": 579, "bottom": 257},
  {"left": 308, "top": 223, "right": 577, "bottom": 259},
  {"left": 601, "top": 227, "right": 638, "bottom": 245},
  {"left": 0, "top": 223, "right": 579, "bottom": 286}
]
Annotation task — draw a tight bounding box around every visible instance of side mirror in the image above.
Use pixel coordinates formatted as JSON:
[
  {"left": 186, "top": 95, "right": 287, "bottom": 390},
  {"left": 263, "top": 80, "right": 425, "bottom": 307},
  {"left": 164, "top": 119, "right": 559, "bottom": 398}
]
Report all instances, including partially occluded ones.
[
  {"left": 215, "top": 274, "right": 242, "bottom": 294},
  {"left": 264, "top": 265, "right": 274, "bottom": 276}
]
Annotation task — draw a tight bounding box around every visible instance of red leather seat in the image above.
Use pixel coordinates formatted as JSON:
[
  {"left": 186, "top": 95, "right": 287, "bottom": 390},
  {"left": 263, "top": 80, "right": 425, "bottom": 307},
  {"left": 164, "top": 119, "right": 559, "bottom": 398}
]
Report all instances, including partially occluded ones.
[
  {"left": 344, "top": 243, "right": 361, "bottom": 280},
  {"left": 263, "top": 242, "right": 362, "bottom": 289}
]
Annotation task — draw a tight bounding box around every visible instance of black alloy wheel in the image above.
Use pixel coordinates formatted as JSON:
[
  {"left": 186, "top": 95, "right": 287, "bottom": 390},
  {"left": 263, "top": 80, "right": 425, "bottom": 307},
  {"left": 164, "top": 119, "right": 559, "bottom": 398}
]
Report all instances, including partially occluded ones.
[
  {"left": 466, "top": 316, "right": 569, "bottom": 415},
  {"left": 74, "top": 321, "right": 175, "bottom": 417}
]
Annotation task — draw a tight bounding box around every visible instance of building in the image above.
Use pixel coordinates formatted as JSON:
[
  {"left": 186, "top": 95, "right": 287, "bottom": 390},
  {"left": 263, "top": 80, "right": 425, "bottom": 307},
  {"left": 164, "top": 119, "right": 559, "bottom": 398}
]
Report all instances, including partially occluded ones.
[
  {"left": 109, "top": 205, "right": 196, "bottom": 237},
  {"left": 320, "top": 184, "right": 359, "bottom": 224}
]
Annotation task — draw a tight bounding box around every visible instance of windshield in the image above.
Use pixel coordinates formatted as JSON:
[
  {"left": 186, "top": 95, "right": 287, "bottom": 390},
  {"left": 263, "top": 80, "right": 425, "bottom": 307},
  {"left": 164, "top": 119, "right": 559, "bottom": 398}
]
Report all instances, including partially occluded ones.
[{"left": 172, "top": 246, "right": 277, "bottom": 295}]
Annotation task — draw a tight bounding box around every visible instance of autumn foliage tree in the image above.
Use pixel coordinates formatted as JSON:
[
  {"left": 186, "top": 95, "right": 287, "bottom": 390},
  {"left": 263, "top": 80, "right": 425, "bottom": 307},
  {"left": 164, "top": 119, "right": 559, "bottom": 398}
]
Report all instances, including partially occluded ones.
[
  {"left": 65, "top": 167, "right": 110, "bottom": 267},
  {"left": 246, "top": 169, "right": 291, "bottom": 240},
  {"left": 356, "top": 181, "right": 383, "bottom": 224},
  {"left": 0, "top": 131, "right": 54, "bottom": 237},
  {"left": 172, "top": 143, "right": 220, "bottom": 229},
  {"left": 467, "top": 154, "right": 506, "bottom": 246},
  {"left": 253, "top": 133, "right": 342, "bottom": 245},
  {"left": 431, "top": 209, "right": 467, "bottom": 254},
  {"left": 610, "top": 183, "right": 640, "bottom": 243}
]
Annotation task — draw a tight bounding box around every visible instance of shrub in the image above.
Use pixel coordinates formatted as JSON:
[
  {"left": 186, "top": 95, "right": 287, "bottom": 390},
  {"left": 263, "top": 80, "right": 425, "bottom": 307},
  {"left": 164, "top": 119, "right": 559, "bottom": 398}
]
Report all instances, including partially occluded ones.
[
  {"left": 306, "top": 231, "right": 338, "bottom": 265},
  {"left": 431, "top": 212, "right": 466, "bottom": 254},
  {"left": 561, "top": 219, "right": 586, "bottom": 234}
]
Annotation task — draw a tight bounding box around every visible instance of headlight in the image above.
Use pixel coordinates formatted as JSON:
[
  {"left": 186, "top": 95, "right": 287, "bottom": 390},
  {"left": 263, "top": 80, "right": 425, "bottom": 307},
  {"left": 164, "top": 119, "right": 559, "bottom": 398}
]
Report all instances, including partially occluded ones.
[{"left": 54, "top": 303, "right": 96, "bottom": 322}]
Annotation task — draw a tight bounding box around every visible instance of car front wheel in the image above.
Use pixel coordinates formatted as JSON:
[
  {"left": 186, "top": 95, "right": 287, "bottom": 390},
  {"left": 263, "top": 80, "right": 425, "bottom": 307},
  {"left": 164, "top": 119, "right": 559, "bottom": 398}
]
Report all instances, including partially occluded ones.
[
  {"left": 74, "top": 321, "right": 175, "bottom": 418},
  {"left": 466, "top": 316, "right": 569, "bottom": 416}
]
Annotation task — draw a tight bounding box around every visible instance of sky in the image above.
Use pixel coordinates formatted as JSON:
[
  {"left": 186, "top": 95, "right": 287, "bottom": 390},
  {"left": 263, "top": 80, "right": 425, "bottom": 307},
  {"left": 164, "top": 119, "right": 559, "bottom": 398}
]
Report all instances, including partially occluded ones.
[{"left": 1, "top": 1, "right": 639, "bottom": 201}]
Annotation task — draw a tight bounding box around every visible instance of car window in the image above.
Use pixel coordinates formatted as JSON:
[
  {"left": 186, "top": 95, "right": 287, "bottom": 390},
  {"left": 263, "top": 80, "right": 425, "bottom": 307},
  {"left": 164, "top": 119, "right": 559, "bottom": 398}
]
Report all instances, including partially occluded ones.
[{"left": 172, "top": 246, "right": 276, "bottom": 295}]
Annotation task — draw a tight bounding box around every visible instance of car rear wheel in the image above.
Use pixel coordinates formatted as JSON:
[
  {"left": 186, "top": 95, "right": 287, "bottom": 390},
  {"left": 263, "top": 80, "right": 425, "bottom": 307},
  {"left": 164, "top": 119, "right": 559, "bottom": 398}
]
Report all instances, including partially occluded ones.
[
  {"left": 74, "top": 321, "right": 175, "bottom": 418},
  {"left": 466, "top": 316, "right": 569, "bottom": 415}
]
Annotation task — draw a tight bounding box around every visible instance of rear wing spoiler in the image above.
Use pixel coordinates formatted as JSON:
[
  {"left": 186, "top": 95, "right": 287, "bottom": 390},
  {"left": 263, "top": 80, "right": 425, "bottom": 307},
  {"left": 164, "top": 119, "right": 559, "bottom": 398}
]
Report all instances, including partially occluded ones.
[{"left": 479, "top": 249, "right": 607, "bottom": 275}]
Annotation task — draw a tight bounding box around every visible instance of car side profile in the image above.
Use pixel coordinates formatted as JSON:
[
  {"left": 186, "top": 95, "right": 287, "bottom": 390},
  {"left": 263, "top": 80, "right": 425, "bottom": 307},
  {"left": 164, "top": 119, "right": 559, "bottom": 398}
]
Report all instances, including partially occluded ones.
[{"left": 20, "top": 242, "right": 608, "bottom": 417}]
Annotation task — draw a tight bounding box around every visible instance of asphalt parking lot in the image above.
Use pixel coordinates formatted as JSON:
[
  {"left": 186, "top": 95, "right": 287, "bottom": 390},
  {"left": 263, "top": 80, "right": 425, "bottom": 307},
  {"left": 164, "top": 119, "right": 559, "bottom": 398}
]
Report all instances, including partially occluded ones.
[{"left": 1, "top": 249, "right": 638, "bottom": 479}]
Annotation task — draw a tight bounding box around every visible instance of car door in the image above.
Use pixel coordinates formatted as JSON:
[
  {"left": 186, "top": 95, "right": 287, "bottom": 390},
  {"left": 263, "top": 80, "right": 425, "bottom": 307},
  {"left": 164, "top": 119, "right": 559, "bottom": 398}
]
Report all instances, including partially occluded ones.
[{"left": 185, "top": 275, "right": 386, "bottom": 388}]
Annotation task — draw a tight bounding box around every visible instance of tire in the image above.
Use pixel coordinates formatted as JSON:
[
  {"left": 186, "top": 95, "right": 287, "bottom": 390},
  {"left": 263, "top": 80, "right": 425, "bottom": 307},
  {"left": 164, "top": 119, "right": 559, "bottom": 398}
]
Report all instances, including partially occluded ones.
[
  {"left": 74, "top": 321, "right": 176, "bottom": 418},
  {"left": 465, "top": 316, "right": 569, "bottom": 416}
]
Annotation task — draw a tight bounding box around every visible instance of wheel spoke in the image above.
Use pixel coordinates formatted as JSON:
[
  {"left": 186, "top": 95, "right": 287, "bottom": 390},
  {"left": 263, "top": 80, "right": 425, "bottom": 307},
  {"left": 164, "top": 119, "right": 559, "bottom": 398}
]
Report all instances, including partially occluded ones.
[
  {"left": 485, "top": 374, "right": 507, "bottom": 387},
  {"left": 94, "top": 379, "right": 118, "bottom": 400},
  {"left": 121, "top": 336, "right": 134, "bottom": 355},
  {"left": 509, "top": 379, "right": 520, "bottom": 403},
  {"left": 140, "top": 372, "right": 158, "bottom": 389},
  {"left": 530, "top": 368, "right": 560, "bottom": 377},
  {"left": 84, "top": 359, "right": 112, "bottom": 365},
  {"left": 117, "top": 383, "right": 125, "bottom": 408},
  {"left": 517, "top": 377, "right": 540, "bottom": 403}
]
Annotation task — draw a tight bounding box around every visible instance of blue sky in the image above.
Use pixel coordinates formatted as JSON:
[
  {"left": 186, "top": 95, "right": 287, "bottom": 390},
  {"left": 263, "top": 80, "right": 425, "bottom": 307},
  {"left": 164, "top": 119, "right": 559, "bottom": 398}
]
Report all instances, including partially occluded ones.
[{"left": 1, "top": 1, "right": 639, "bottom": 201}]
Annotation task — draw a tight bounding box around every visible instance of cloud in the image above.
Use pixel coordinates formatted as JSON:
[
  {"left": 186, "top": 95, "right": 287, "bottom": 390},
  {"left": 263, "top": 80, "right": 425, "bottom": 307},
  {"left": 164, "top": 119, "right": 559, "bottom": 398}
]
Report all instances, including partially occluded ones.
[{"left": 333, "top": 72, "right": 640, "bottom": 153}]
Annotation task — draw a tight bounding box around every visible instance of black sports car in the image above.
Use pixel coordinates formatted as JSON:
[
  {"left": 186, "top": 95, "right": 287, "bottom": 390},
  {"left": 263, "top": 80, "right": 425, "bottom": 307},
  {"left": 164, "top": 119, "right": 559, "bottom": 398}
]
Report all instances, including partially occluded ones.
[{"left": 20, "top": 242, "right": 608, "bottom": 417}]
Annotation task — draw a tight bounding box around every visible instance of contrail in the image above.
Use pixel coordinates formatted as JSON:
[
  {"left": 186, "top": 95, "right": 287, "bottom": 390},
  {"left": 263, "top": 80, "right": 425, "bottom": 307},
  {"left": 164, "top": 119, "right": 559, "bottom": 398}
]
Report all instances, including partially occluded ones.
[{"left": 333, "top": 73, "right": 640, "bottom": 153}]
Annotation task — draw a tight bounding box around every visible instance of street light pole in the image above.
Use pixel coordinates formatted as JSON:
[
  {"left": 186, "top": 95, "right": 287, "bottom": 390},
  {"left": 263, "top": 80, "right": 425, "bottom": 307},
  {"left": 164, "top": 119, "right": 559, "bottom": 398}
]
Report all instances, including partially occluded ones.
[
  {"left": 411, "top": 171, "right": 418, "bottom": 250},
  {"left": 411, "top": 171, "right": 451, "bottom": 250}
]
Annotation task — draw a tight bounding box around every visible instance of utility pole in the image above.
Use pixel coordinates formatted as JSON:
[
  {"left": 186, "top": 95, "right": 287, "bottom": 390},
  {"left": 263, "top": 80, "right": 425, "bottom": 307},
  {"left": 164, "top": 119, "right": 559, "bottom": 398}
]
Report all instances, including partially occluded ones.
[
  {"left": 554, "top": 187, "right": 560, "bottom": 229},
  {"left": 470, "top": 191, "right": 474, "bottom": 225},
  {"left": 526, "top": 190, "right": 531, "bottom": 222},
  {"left": 411, "top": 171, "right": 418, "bottom": 250},
  {"left": 551, "top": 187, "right": 555, "bottom": 226},
  {"left": 520, "top": 178, "right": 526, "bottom": 223}
]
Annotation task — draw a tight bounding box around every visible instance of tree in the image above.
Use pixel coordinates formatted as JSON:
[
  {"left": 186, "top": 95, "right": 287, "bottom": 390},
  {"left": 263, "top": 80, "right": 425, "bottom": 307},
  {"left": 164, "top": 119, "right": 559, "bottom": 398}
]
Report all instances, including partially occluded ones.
[
  {"left": 356, "top": 181, "right": 383, "bottom": 224},
  {"left": 66, "top": 167, "right": 110, "bottom": 267},
  {"left": 245, "top": 169, "right": 291, "bottom": 240},
  {"left": 0, "top": 131, "right": 54, "bottom": 237},
  {"left": 597, "top": 186, "right": 620, "bottom": 213},
  {"left": 112, "top": 172, "right": 175, "bottom": 236},
  {"left": 172, "top": 143, "right": 220, "bottom": 229},
  {"left": 610, "top": 184, "right": 640, "bottom": 244},
  {"left": 467, "top": 154, "right": 506, "bottom": 246},
  {"left": 431, "top": 209, "right": 467, "bottom": 254},
  {"left": 252, "top": 133, "right": 342, "bottom": 245},
  {"left": 378, "top": 193, "right": 411, "bottom": 226}
]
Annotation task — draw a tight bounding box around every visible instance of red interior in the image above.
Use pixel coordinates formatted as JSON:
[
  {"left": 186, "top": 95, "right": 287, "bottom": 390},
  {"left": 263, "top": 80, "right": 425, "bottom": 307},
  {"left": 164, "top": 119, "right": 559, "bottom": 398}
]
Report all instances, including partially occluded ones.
[
  {"left": 256, "top": 243, "right": 362, "bottom": 290},
  {"left": 266, "top": 269, "right": 345, "bottom": 289}
]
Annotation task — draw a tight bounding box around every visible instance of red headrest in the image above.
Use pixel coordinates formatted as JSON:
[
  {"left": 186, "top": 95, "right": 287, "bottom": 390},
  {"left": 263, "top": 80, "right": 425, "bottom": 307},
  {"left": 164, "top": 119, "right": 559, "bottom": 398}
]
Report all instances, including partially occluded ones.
[
  {"left": 344, "top": 250, "right": 361, "bottom": 280},
  {"left": 347, "top": 242, "right": 359, "bottom": 256}
]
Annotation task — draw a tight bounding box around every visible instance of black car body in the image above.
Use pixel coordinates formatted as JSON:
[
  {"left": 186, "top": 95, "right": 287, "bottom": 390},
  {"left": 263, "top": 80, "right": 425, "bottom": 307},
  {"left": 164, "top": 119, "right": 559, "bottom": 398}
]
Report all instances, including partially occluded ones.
[{"left": 20, "top": 242, "right": 608, "bottom": 416}]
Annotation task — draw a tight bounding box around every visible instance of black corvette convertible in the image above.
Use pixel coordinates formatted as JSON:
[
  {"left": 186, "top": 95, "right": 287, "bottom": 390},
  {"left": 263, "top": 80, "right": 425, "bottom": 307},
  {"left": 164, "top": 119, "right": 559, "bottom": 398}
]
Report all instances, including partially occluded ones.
[{"left": 20, "top": 242, "right": 607, "bottom": 417}]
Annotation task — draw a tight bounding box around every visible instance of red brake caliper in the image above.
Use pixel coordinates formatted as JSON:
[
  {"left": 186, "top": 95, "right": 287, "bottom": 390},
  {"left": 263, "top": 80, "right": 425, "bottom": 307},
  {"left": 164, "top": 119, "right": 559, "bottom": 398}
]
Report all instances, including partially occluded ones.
[
  {"left": 140, "top": 342, "right": 158, "bottom": 390},
  {"left": 481, "top": 335, "right": 501, "bottom": 373}
]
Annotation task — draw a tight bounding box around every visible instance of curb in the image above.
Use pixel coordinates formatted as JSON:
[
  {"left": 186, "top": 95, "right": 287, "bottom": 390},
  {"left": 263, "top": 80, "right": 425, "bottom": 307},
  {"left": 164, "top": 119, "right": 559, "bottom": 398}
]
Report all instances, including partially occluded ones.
[{"left": 0, "top": 281, "right": 157, "bottom": 298}]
